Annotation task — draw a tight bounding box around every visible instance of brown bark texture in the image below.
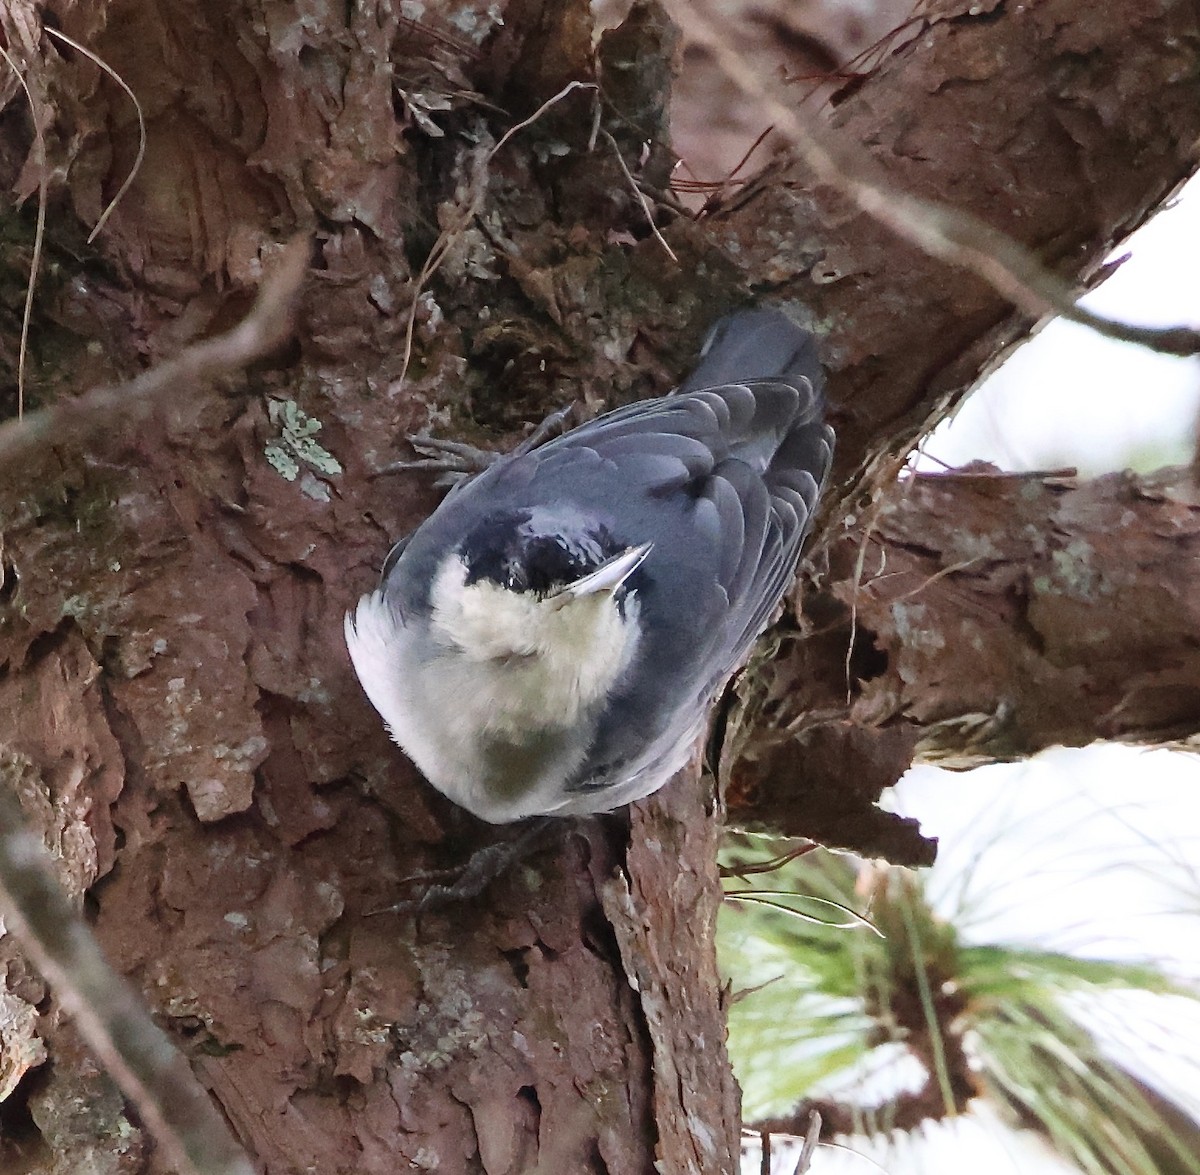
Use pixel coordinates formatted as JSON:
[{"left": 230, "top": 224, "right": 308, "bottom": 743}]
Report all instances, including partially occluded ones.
[
  {"left": 727, "top": 465, "right": 1200, "bottom": 856},
  {"left": 0, "top": 0, "right": 1197, "bottom": 1172}
]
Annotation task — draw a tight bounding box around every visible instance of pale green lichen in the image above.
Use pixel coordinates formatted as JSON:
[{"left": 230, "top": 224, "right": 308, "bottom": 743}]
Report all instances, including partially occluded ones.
[
  {"left": 890, "top": 601, "right": 946, "bottom": 653},
  {"left": 1052, "top": 539, "right": 1100, "bottom": 593},
  {"left": 264, "top": 400, "right": 343, "bottom": 483},
  {"left": 299, "top": 472, "right": 331, "bottom": 502},
  {"left": 60, "top": 594, "right": 91, "bottom": 620},
  {"left": 296, "top": 677, "right": 331, "bottom": 705}
]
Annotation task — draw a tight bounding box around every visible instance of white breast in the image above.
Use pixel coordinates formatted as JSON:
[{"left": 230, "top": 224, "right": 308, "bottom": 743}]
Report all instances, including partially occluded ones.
[{"left": 344, "top": 568, "right": 643, "bottom": 822}]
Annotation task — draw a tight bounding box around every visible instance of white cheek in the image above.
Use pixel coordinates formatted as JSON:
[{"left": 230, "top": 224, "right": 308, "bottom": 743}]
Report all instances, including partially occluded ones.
[
  {"left": 541, "top": 594, "right": 640, "bottom": 701},
  {"left": 429, "top": 559, "right": 543, "bottom": 660},
  {"left": 346, "top": 581, "right": 646, "bottom": 821},
  {"left": 428, "top": 565, "right": 642, "bottom": 731}
]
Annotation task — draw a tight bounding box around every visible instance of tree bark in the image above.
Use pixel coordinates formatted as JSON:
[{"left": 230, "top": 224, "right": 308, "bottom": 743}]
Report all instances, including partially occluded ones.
[
  {"left": 726, "top": 465, "right": 1200, "bottom": 859},
  {"left": 0, "top": 0, "right": 1197, "bottom": 1172}
]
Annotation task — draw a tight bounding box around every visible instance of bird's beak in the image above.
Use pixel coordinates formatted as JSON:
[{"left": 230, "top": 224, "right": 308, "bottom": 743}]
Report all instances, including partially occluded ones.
[{"left": 555, "top": 542, "right": 653, "bottom": 601}]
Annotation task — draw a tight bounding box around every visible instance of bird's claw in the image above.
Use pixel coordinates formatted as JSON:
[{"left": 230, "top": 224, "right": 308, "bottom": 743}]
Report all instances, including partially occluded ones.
[
  {"left": 373, "top": 404, "right": 582, "bottom": 485},
  {"left": 511, "top": 402, "right": 580, "bottom": 456},
  {"left": 373, "top": 433, "right": 499, "bottom": 486},
  {"left": 366, "top": 819, "right": 557, "bottom": 917}
]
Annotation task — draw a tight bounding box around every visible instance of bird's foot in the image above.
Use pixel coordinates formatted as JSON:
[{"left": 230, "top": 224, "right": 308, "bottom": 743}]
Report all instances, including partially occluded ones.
[
  {"left": 374, "top": 433, "right": 498, "bottom": 488},
  {"left": 368, "top": 818, "right": 558, "bottom": 916},
  {"left": 374, "top": 403, "right": 580, "bottom": 488},
  {"left": 511, "top": 402, "right": 579, "bottom": 455}
]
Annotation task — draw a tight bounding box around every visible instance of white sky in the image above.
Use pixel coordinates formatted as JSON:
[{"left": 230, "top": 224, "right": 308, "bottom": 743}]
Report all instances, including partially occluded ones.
[
  {"left": 917, "top": 178, "right": 1200, "bottom": 476},
  {"left": 743, "top": 175, "right": 1200, "bottom": 1175}
]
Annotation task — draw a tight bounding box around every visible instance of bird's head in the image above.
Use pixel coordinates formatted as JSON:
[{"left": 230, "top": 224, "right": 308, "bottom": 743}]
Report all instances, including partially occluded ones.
[{"left": 427, "top": 510, "right": 651, "bottom": 674}]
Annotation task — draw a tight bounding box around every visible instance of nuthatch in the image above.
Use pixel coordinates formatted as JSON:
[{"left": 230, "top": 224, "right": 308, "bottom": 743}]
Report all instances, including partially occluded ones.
[{"left": 346, "top": 309, "right": 833, "bottom": 823}]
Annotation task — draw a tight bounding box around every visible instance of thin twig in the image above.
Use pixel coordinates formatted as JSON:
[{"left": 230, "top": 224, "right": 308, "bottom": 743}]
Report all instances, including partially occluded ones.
[
  {"left": 815, "top": 1140, "right": 891, "bottom": 1172},
  {"left": 44, "top": 27, "right": 147, "bottom": 243},
  {"left": 719, "top": 841, "right": 817, "bottom": 879},
  {"left": 0, "top": 783, "right": 255, "bottom": 1175},
  {"left": 399, "top": 80, "right": 598, "bottom": 385},
  {"left": 0, "top": 235, "right": 309, "bottom": 466},
  {"left": 599, "top": 128, "right": 677, "bottom": 260},
  {"left": 660, "top": 0, "right": 1200, "bottom": 358},
  {"left": 915, "top": 463, "right": 1079, "bottom": 480},
  {"left": 0, "top": 41, "right": 48, "bottom": 420},
  {"left": 890, "top": 556, "right": 981, "bottom": 601},
  {"left": 724, "top": 889, "right": 883, "bottom": 936},
  {"left": 671, "top": 124, "right": 773, "bottom": 198}
]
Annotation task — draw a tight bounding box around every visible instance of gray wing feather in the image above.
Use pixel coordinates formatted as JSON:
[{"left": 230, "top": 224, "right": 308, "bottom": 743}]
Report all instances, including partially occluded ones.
[
  {"left": 590, "top": 431, "right": 716, "bottom": 473},
  {"left": 561, "top": 394, "right": 831, "bottom": 798},
  {"left": 701, "top": 469, "right": 748, "bottom": 591}
]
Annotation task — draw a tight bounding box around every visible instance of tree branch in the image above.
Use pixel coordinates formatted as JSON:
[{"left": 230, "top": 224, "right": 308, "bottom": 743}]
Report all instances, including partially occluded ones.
[
  {"left": 661, "top": 0, "right": 1200, "bottom": 359},
  {"left": 1, "top": 0, "right": 1198, "bottom": 1169},
  {"left": 726, "top": 466, "right": 1200, "bottom": 845},
  {"left": 700, "top": 0, "right": 1200, "bottom": 494}
]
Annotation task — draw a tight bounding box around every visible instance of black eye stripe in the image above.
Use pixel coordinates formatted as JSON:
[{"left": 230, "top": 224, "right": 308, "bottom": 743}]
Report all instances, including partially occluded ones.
[{"left": 461, "top": 510, "right": 533, "bottom": 589}]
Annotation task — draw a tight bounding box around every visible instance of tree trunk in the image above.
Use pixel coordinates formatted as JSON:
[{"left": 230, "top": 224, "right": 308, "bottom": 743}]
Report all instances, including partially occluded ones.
[{"left": 0, "top": 0, "right": 1197, "bottom": 1172}]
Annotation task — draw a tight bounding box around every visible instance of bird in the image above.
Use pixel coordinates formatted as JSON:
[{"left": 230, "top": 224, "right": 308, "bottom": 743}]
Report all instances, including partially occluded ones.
[{"left": 345, "top": 308, "right": 834, "bottom": 824}]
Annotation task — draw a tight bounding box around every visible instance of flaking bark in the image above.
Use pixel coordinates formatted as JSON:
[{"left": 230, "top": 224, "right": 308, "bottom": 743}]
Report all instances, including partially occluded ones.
[
  {"left": 0, "top": 0, "right": 1197, "bottom": 1172},
  {"left": 727, "top": 466, "right": 1200, "bottom": 858}
]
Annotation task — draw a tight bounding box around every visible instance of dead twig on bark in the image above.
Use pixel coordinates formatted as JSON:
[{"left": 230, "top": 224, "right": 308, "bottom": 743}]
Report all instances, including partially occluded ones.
[
  {"left": 0, "top": 782, "right": 255, "bottom": 1175},
  {"left": 0, "top": 234, "right": 309, "bottom": 465},
  {"left": 662, "top": 0, "right": 1200, "bottom": 358}
]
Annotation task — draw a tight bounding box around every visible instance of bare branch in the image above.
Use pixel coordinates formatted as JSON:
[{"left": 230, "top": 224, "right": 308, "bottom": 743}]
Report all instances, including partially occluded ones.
[
  {"left": 0, "top": 782, "right": 255, "bottom": 1175},
  {"left": 662, "top": 0, "right": 1200, "bottom": 358},
  {"left": 0, "top": 234, "right": 309, "bottom": 465},
  {"left": 726, "top": 465, "right": 1200, "bottom": 848}
]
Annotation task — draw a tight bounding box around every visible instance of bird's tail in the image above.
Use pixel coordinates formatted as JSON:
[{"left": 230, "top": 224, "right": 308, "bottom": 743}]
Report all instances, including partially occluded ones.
[
  {"left": 678, "top": 309, "right": 833, "bottom": 494},
  {"left": 676, "top": 307, "right": 823, "bottom": 393}
]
